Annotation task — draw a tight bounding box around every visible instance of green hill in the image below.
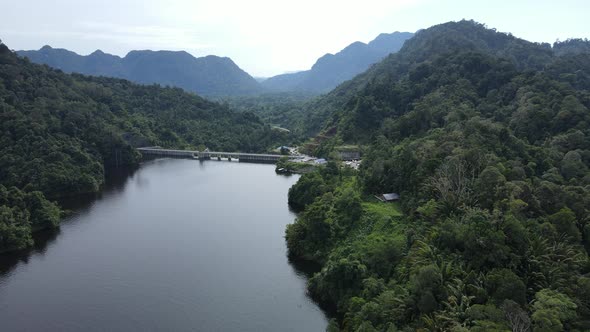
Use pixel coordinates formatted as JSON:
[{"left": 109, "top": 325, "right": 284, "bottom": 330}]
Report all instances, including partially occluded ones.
[{"left": 286, "top": 20, "right": 590, "bottom": 331}]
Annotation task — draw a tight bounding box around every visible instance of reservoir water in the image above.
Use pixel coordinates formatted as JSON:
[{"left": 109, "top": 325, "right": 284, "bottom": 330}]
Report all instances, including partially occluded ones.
[{"left": 0, "top": 159, "right": 328, "bottom": 331}]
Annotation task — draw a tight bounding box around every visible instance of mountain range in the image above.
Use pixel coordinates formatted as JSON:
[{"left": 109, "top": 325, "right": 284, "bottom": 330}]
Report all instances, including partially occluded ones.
[
  {"left": 261, "top": 31, "right": 414, "bottom": 93},
  {"left": 18, "top": 31, "right": 414, "bottom": 96},
  {"left": 17, "top": 46, "right": 262, "bottom": 96}
]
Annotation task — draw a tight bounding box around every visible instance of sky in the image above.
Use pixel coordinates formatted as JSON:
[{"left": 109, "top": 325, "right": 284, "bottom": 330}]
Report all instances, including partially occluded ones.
[{"left": 1, "top": 0, "right": 589, "bottom": 77}]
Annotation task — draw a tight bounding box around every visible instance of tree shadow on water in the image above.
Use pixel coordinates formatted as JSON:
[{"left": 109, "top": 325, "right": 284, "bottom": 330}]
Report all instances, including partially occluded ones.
[
  {"left": 59, "top": 165, "right": 139, "bottom": 212},
  {"left": 0, "top": 165, "right": 138, "bottom": 280},
  {"left": 288, "top": 256, "right": 338, "bottom": 319},
  {"left": 0, "top": 227, "right": 61, "bottom": 278}
]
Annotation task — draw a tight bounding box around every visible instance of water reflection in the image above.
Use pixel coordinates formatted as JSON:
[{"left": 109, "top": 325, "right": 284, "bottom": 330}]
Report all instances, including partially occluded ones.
[
  {"left": 0, "top": 165, "right": 137, "bottom": 282},
  {"left": 287, "top": 256, "right": 338, "bottom": 317},
  {"left": 59, "top": 165, "right": 138, "bottom": 211},
  {"left": 0, "top": 228, "right": 60, "bottom": 278}
]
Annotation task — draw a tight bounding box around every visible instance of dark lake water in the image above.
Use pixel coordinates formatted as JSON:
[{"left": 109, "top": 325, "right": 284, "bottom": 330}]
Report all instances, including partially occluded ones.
[{"left": 0, "top": 159, "right": 328, "bottom": 331}]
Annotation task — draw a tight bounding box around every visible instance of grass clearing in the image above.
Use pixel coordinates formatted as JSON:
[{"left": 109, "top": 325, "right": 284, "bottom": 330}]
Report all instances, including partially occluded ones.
[{"left": 362, "top": 200, "right": 403, "bottom": 218}]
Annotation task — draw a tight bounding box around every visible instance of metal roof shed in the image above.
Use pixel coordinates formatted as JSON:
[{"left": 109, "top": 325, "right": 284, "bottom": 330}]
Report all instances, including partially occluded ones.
[{"left": 381, "top": 193, "right": 400, "bottom": 202}]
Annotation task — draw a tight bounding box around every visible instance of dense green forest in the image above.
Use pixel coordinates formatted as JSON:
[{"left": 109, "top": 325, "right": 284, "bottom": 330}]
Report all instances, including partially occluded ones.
[
  {"left": 286, "top": 21, "right": 590, "bottom": 331},
  {"left": 0, "top": 185, "right": 60, "bottom": 253},
  {"left": 217, "top": 92, "right": 315, "bottom": 138},
  {"left": 0, "top": 39, "right": 287, "bottom": 253}
]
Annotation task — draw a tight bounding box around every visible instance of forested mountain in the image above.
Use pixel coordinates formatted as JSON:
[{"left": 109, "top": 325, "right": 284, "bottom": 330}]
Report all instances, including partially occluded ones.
[
  {"left": 0, "top": 40, "right": 286, "bottom": 253},
  {"left": 300, "top": 21, "right": 590, "bottom": 140},
  {"left": 17, "top": 46, "right": 262, "bottom": 96},
  {"left": 261, "top": 32, "right": 413, "bottom": 94},
  {"left": 286, "top": 20, "right": 590, "bottom": 331}
]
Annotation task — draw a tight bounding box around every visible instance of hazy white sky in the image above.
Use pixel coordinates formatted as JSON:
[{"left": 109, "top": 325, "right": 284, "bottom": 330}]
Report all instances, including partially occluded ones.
[{"left": 2, "top": 0, "right": 588, "bottom": 76}]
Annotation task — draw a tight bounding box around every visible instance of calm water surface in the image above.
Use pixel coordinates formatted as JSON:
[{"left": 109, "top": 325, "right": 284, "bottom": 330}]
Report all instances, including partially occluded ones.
[{"left": 0, "top": 159, "right": 328, "bottom": 331}]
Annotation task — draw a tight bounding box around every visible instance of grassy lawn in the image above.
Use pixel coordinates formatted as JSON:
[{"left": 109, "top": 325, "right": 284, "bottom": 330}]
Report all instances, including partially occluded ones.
[
  {"left": 336, "top": 178, "right": 405, "bottom": 238},
  {"left": 362, "top": 200, "right": 403, "bottom": 218},
  {"left": 285, "top": 161, "right": 316, "bottom": 171},
  {"left": 342, "top": 199, "right": 404, "bottom": 240}
]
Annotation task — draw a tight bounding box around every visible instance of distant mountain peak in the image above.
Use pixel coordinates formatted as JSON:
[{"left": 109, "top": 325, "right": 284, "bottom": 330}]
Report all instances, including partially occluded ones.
[
  {"left": 343, "top": 41, "right": 368, "bottom": 50},
  {"left": 262, "top": 30, "right": 414, "bottom": 93},
  {"left": 371, "top": 32, "right": 402, "bottom": 42},
  {"left": 90, "top": 49, "right": 105, "bottom": 56},
  {"left": 202, "top": 54, "right": 232, "bottom": 61},
  {"left": 124, "top": 49, "right": 194, "bottom": 59}
]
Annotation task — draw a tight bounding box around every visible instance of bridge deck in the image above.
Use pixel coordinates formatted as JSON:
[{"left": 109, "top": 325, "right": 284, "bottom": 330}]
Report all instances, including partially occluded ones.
[{"left": 137, "top": 147, "right": 298, "bottom": 163}]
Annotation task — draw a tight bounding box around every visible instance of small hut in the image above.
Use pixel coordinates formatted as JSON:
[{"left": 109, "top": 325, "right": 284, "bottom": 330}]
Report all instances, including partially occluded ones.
[{"left": 376, "top": 193, "right": 400, "bottom": 202}]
